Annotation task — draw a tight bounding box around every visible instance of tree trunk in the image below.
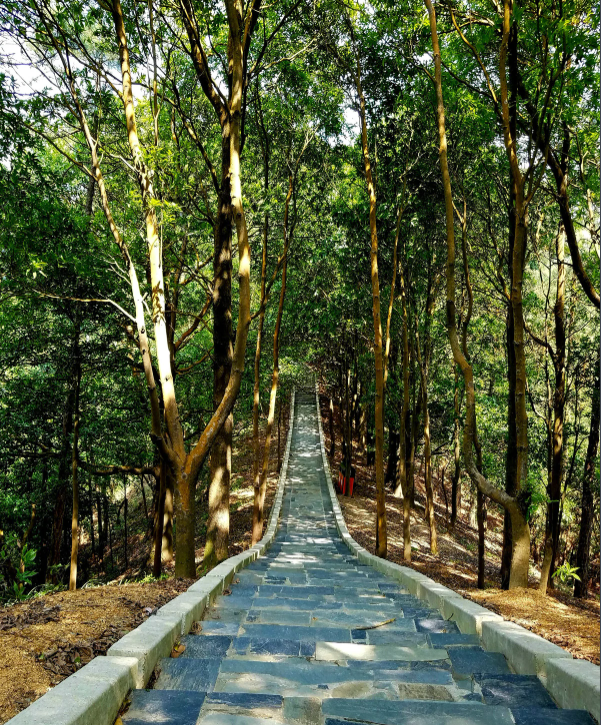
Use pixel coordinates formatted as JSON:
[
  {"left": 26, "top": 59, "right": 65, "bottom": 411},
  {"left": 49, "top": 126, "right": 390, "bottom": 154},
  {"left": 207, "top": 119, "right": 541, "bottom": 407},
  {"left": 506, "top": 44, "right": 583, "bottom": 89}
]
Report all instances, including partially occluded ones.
[
  {"left": 328, "top": 396, "right": 335, "bottom": 458},
  {"left": 385, "top": 429, "right": 399, "bottom": 486},
  {"left": 574, "top": 352, "right": 600, "bottom": 598},
  {"left": 153, "top": 463, "right": 166, "bottom": 577},
  {"left": 123, "top": 477, "right": 128, "bottom": 569},
  {"left": 451, "top": 366, "right": 461, "bottom": 526},
  {"left": 88, "top": 477, "right": 95, "bottom": 559},
  {"left": 253, "top": 171, "right": 294, "bottom": 543},
  {"left": 477, "top": 488, "right": 486, "bottom": 588},
  {"left": 425, "top": 0, "right": 530, "bottom": 589},
  {"left": 49, "top": 337, "right": 77, "bottom": 583},
  {"left": 69, "top": 322, "right": 81, "bottom": 591},
  {"left": 540, "top": 226, "right": 566, "bottom": 594},
  {"left": 353, "top": 40, "right": 387, "bottom": 557},
  {"left": 415, "top": 320, "right": 437, "bottom": 556}
]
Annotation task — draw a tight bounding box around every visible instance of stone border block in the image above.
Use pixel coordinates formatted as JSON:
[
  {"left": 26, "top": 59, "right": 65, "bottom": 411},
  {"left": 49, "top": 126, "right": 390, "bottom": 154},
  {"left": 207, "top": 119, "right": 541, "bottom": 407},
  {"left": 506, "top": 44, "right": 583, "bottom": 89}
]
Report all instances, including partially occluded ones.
[
  {"left": 440, "top": 596, "right": 503, "bottom": 635},
  {"left": 107, "top": 613, "right": 181, "bottom": 687},
  {"left": 5, "top": 655, "right": 138, "bottom": 725},
  {"left": 156, "top": 591, "right": 209, "bottom": 635},
  {"left": 481, "top": 618, "right": 573, "bottom": 678},
  {"left": 187, "top": 573, "right": 226, "bottom": 600},
  {"left": 415, "top": 579, "right": 464, "bottom": 612},
  {"left": 546, "top": 657, "right": 600, "bottom": 723}
]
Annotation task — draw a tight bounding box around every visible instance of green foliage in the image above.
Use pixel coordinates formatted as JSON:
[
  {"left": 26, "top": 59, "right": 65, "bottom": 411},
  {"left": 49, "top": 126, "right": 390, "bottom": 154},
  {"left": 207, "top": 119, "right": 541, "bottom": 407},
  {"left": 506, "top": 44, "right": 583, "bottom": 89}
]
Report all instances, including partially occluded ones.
[
  {"left": 0, "top": 0, "right": 597, "bottom": 594},
  {"left": 552, "top": 562, "right": 581, "bottom": 585}
]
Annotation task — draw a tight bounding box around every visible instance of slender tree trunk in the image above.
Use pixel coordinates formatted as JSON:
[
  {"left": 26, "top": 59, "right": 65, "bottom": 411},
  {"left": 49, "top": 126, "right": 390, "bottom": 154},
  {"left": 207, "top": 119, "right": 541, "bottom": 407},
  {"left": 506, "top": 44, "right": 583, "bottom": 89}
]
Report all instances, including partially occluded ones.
[
  {"left": 574, "top": 352, "right": 600, "bottom": 598},
  {"left": 49, "top": 337, "right": 77, "bottom": 583},
  {"left": 123, "top": 477, "right": 128, "bottom": 569},
  {"left": 425, "top": 0, "right": 530, "bottom": 589},
  {"left": 502, "top": 289, "right": 518, "bottom": 588},
  {"left": 385, "top": 429, "right": 399, "bottom": 486},
  {"left": 477, "top": 488, "right": 486, "bottom": 588},
  {"left": 415, "top": 320, "right": 437, "bottom": 555},
  {"left": 205, "top": 132, "right": 234, "bottom": 566},
  {"left": 252, "top": 211, "right": 269, "bottom": 516},
  {"left": 328, "top": 397, "right": 335, "bottom": 458},
  {"left": 394, "top": 256, "right": 411, "bottom": 558},
  {"left": 451, "top": 367, "right": 461, "bottom": 526},
  {"left": 88, "top": 477, "right": 95, "bottom": 559},
  {"left": 344, "top": 361, "right": 352, "bottom": 486},
  {"left": 353, "top": 42, "right": 387, "bottom": 557},
  {"left": 540, "top": 226, "right": 566, "bottom": 594},
  {"left": 69, "top": 322, "right": 81, "bottom": 591},
  {"left": 409, "top": 368, "right": 420, "bottom": 508},
  {"left": 153, "top": 462, "right": 166, "bottom": 577},
  {"left": 253, "top": 172, "right": 294, "bottom": 543}
]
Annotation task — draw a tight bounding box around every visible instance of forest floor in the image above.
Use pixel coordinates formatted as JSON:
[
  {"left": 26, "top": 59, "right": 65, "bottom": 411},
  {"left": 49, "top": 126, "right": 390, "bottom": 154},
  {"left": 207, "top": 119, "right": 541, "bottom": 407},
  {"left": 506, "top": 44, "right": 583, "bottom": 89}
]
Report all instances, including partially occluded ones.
[
  {"left": 0, "top": 407, "right": 289, "bottom": 724},
  {"left": 317, "top": 397, "right": 600, "bottom": 667}
]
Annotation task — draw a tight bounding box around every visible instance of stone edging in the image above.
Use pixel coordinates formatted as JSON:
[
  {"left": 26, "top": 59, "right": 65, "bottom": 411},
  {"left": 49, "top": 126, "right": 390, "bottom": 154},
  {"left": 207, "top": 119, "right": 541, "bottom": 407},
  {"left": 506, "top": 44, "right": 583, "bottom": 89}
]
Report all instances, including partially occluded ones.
[
  {"left": 6, "top": 389, "right": 296, "bottom": 725},
  {"left": 314, "top": 382, "right": 600, "bottom": 723}
]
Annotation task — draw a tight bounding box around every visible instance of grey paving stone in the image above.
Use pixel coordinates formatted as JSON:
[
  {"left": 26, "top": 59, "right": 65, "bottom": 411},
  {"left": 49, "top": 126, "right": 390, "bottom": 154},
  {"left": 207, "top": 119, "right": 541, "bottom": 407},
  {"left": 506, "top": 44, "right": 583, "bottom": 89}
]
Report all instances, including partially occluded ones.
[
  {"left": 511, "top": 708, "right": 596, "bottom": 724},
  {"left": 240, "top": 624, "right": 352, "bottom": 642},
  {"left": 200, "top": 622, "right": 242, "bottom": 636},
  {"left": 197, "top": 714, "right": 276, "bottom": 725},
  {"left": 155, "top": 658, "right": 221, "bottom": 691},
  {"left": 181, "top": 635, "right": 232, "bottom": 658},
  {"left": 415, "top": 617, "right": 459, "bottom": 634},
  {"left": 251, "top": 610, "right": 312, "bottom": 626},
  {"left": 428, "top": 633, "right": 480, "bottom": 648},
  {"left": 249, "top": 638, "right": 301, "bottom": 655},
  {"left": 476, "top": 674, "right": 557, "bottom": 708},
  {"left": 250, "top": 597, "right": 341, "bottom": 611},
  {"left": 205, "top": 693, "right": 282, "bottom": 709},
  {"left": 322, "top": 698, "right": 515, "bottom": 724},
  {"left": 449, "top": 647, "right": 512, "bottom": 678},
  {"left": 123, "top": 689, "right": 206, "bottom": 725}
]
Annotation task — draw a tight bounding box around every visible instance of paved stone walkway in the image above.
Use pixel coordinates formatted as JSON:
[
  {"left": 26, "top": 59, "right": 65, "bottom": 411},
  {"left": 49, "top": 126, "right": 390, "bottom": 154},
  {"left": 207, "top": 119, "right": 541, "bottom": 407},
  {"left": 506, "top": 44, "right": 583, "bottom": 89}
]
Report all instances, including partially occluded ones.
[{"left": 123, "top": 393, "right": 594, "bottom": 725}]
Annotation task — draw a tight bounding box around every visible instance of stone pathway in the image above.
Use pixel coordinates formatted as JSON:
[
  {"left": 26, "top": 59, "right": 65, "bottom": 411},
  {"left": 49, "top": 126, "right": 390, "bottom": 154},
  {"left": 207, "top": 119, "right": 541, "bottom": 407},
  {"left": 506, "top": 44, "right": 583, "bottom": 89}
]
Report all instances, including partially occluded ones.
[{"left": 123, "top": 393, "right": 594, "bottom": 725}]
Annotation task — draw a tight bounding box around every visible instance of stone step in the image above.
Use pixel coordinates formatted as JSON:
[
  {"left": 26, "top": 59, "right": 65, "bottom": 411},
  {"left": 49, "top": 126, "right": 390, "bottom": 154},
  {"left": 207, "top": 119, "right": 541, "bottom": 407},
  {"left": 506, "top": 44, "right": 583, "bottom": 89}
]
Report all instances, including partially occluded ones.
[
  {"left": 321, "top": 697, "right": 515, "bottom": 725},
  {"left": 212, "top": 658, "right": 463, "bottom": 700},
  {"left": 122, "top": 690, "right": 206, "bottom": 725}
]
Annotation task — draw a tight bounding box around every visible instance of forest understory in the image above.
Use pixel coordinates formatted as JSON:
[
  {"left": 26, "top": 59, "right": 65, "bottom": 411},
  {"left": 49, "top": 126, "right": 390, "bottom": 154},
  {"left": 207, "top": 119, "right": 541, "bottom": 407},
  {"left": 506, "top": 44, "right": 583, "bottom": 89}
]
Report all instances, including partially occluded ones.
[
  {"left": 0, "top": 415, "right": 287, "bottom": 724},
  {"left": 318, "top": 398, "right": 600, "bottom": 666}
]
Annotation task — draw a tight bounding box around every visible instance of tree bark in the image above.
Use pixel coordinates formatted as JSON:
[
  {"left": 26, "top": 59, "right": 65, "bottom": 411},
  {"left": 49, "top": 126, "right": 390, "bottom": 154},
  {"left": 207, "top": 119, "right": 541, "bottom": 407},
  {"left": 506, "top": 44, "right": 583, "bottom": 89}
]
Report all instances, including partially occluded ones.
[
  {"left": 69, "top": 320, "right": 81, "bottom": 591},
  {"left": 425, "top": 0, "right": 530, "bottom": 588},
  {"left": 353, "top": 46, "right": 387, "bottom": 556},
  {"left": 451, "top": 366, "right": 461, "bottom": 526},
  {"left": 574, "top": 352, "right": 600, "bottom": 598},
  {"left": 153, "top": 462, "right": 166, "bottom": 577},
  {"left": 205, "top": 129, "right": 234, "bottom": 568},
  {"left": 328, "top": 396, "right": 336, "bottom": 458},
  {"left": 253, "top": 171, "right": 294, "bottom": 543},
  {"left": 415, "top": 317, "right": 437, "bottom": 555},
  {"left": 539, "top": 226, "right": 566, "bottom": 594}
]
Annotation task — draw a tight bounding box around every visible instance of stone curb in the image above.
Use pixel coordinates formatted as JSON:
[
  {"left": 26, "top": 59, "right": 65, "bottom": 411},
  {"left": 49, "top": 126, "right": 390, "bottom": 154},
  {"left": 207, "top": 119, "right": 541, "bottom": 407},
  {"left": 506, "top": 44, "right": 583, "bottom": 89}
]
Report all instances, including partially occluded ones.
[
  {"left": 314, "top": 382, "right": 600, "bottom": 723},
  {"left": 4, "top": 655, "right": 139, "bottom": 725},
  {"left": 6, "top": 390, "right": 296, "bottom": 725},
  {"left": 547, "top": 657, "right": 601, "bottom": 723}
]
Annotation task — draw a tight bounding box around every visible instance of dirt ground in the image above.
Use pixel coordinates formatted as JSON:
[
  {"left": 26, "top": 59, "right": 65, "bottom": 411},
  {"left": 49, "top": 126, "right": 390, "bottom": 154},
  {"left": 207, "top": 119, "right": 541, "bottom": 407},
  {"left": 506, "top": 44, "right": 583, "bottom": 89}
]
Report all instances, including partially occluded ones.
[
  {"left": 318, "top": 395, "right": 600, "bottom": 666},
  {"left": 0, "top": 580, "right": 191, "bottom": 723},
  {"left": 0, "top": 409, "right": 289, "bottom": 724}
]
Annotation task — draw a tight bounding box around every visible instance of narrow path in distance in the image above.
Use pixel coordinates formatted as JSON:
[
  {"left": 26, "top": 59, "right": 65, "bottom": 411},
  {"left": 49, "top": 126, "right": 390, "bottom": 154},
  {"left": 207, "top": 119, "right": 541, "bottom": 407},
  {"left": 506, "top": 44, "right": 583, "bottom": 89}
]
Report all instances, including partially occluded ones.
[{"left": 123, "top": 392, "right": 594, "bottom": 725}]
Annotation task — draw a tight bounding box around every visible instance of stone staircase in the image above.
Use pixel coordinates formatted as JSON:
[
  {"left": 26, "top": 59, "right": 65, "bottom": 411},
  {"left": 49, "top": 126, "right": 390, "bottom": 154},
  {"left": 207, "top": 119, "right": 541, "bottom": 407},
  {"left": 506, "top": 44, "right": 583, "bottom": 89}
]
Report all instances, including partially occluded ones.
[{"left": 122, "top": 393, "right": 594, "bottom": 725}]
